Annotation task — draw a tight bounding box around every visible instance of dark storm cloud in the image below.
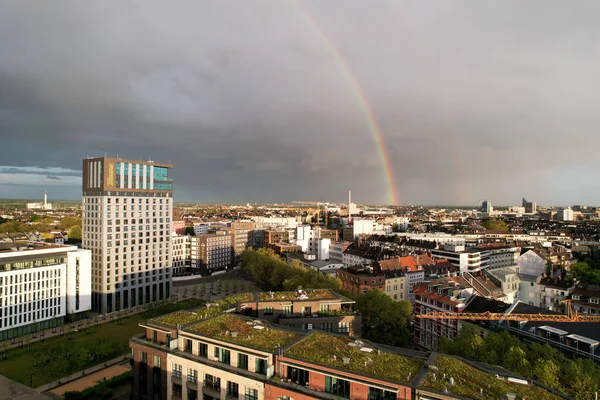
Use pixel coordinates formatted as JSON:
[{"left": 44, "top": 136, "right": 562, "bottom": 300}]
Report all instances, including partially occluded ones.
[{"left": 1, "top": 0, "right": 600, "bottom": 205}]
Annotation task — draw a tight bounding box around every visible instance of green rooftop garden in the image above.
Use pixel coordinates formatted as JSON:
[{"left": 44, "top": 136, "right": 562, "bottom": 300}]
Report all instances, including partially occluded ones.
[
  {"left": 420, "top": 356, "right": 563, "bottom": 400},
  {"left": 151, "top": 310, "right": 206, "bottom": 327},
  {"left": 187, "top": 314, "right": 300, "bottom": 352},
  {"left": 257, "top": 289, "right": 337, "bottom": 302},
  {"left": 285, "top": 332, "right": 423, "bottom": 384},
  {"left": 150, "top": 293, "right": 255, "bottom": 327}
]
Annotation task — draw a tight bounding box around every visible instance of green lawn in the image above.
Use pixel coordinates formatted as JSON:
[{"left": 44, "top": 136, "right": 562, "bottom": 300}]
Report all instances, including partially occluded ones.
[{"left": 0, "top": 299, "right": 204, "bottom": 388}]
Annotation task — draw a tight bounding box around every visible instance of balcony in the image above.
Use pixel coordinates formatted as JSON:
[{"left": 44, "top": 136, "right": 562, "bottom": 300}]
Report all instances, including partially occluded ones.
[
  {"left": 271, "top": 378, "right": 342, "bottom": 400},
  {"left": 278, "top": 310, "right": 358, "bottom": 319},
  {"left": 226, "top": 389, "right": 239, "bottom": 400},
  {"left": 203, "top": 380, "right": 221, "bottom": 398},
  {"left": 130, "top": 334, "right": 271, "bottom": 381}
]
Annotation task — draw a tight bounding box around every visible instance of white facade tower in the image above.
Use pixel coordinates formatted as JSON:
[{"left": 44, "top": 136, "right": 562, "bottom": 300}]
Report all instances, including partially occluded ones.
[{"left": 82, "top": 157, "right": 173, "bottom": 314}]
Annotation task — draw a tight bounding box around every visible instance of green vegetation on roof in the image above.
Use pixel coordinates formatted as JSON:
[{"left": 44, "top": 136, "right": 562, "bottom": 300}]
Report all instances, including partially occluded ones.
[
  {"left": 187, "top": 314, "right": 300, "bottom": 352},
  {"left": 285, "top": 332, "right": 422, "bottom": 384},
  {"left": 420, "top": 356, "right": 562, "bottom": 400},
  {"left": 150, "top": 293, "right": 255, "bottom": 327},
  {"left": 257, "top": 289, "right": 337, "bottom": 302},
  {"left": 151, "top": 310, "right": 205, "bottom": 327}
]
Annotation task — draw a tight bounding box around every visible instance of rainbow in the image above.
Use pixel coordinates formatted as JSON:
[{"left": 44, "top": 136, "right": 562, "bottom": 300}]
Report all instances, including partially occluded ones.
[{"left": 290, "top": 0, "right": 400, "bottom": 206}]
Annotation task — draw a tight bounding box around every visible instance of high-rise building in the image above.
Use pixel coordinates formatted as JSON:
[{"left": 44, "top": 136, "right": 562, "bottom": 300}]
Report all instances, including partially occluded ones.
[
  {"left": 481, "top": 199, "right": 492, "bottom": 214},
  {"left": 522, "top": 197, "right": 537, "bottom": 214},
  {"left": 82, "top": 157, "right": 173, "bottom": 314}
]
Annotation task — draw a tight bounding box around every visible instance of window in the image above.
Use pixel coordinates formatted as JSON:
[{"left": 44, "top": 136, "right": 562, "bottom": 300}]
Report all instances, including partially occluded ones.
[
  {"left": 187, "top": 388, "right": 198, "bottom": 400},
  {"left": 153, "top": 355, "right": 161, "bottom": 368},
  {"left": 245, "top": 388, "right": 258, "bottom": 400},
  {"left": 263, "top": 307, "right": 274, "bottom": 316},
  {"left": 338, "top": 322, "right": 350, "bottom": 333},
  {"left": 287, "top": 366, "right": 309, "bottom": 385},
  {"left": 141, "top": 351, "right": 148, "bottom": 363},
  {"left": 227, "top": 381, "right": 239, "bottom": 398},
  {"left": 282, "top": 305, "right": 292, "bottom": 315},
  {"left": 187, "top": 368, "right": 198, "bottom": 383},
  {"left": 184, "top": 339, "right": 192, "bottom": 353},
  {"left": 321, "top": 322, "right": 333, "bottom": 332},
  {"left": 325, "top": 376, "right": 350, "bottom": 398},
  {"left": 302, "top": 306, "right": 312, "bottom": 315},
  {"left": 320, "top": 304, "right": 330, "bottom": 313},
  {"left": 368, "top": 387, "right": 396, "bottom": 400},
  {"left": 214, "top": 347, "right": 230, "bottom": 365},
  {"left": 238, "top": 353, "right": 249, "bottom": 370},
  {"left": 256, "top": 358, "right": 267, "bottom": 375},
  {"left": 172, "top": 383, "right": 182, "bottom": 398},
  {"left": 199, "top": 342, "right": 208, "bottom": 358},
  {"left": 204, "top": 373, "right": 220, "bottom": 391},
  {"left": 172, "top": 363, "right": 182, "bottom": 378}
]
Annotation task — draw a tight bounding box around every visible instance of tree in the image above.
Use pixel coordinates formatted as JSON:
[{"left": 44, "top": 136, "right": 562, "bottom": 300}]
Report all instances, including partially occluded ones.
[
  {"left": 569, "top": 261, "right": 600, "bottom": 284},
  {"left": 68, "top": 225, "right": 82, "bottom": 241},
  {"left": 482, "top": 218, "right": 509, "bottom": 232},
  {"left": 354, "top": 290, "right": 412, "bottom": 346},
  {"left": 184, "top": 226, "right": 196, "bottom": 236},
  {"left": 533, "top": 358, "right": 560, "bottom": 389}
]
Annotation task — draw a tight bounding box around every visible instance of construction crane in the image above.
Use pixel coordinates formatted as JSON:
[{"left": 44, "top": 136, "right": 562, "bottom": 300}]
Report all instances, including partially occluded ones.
[{"left": 415, "top": 300, "right": 600, "bottom": 323}]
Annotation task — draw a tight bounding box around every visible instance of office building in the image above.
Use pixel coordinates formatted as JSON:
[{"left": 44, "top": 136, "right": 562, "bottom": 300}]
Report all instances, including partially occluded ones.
[
  {"left": 481, "top": 199, "right": 492, "bottom": 214},
  {"left": 171, "top": 234, "right": 190, "bottom": 275},
  {"left": 0, "top": 242, "right": 91, "bottom": 340},
  {"left": 230, "top": 221, "right": 254, "bottom": 263},
  {"left": 82, "top": 157, "right": 173, "bottom": 314},
  {"left": 522, "top": 198, "right": 537, "bottom": 214},
  {"left": 557, "top": 207, "right": 574, "bottom": 221},
  {"left": 190, "top": 233, "right": 233, "bottom": 272}
]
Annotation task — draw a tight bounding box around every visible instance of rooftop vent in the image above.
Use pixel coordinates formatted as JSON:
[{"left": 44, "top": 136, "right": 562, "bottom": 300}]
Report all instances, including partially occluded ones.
[
  {"left": 342, "top": 357, "right": 350, "bottom": 364},
  {"left": 359, "top": 347, "right": 374, "bottom": 353}
]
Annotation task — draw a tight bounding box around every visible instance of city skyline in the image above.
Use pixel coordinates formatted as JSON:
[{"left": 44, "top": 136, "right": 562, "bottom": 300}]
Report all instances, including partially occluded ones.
[{"left": 2, "top": 1, "right": 600, "bottom": 205}]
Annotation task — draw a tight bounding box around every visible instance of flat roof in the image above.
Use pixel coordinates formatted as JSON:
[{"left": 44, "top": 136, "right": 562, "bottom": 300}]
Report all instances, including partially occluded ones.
[
  {"left": 538, "top": 326, "right": 569, "bottom": 336},
  {"left": 566, "top": 334, "right": 599, "bottom": 346},
  {"left": 0, "top": 242, "right": 75, "bottom": 256},
  {"left": 284, "top": 332, "right": 423, "bottom": 385},
  {"left": 185, "top": 314, "right": 300, "bottom": 352}
]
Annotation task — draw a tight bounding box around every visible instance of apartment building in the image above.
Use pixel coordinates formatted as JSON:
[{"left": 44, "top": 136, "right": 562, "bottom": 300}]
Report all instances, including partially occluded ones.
[
  {"left": 0, "top": 242, "right": 91, "bottom": 340},
  {"left": 131, "top": 296, "right": 566, "bottom": 400},
  {"left": 82, "top": 157, "right": 173, "bottom": 313},
  {"left": 336, "top": 266, "right": 385, "bottom": 296},
  {"left": 571, "top": 283, "right": 600, "bottom": 315},
  {"left": 329, "top": 241, "right": 350, "bottom": 264},
  {"left": 414, "top": 276, "right": 506, "bottom": 350},
  {"left": 171, "top": 234, "right": 191, "bottom": 274},
  {"left": 191, "top": 233, "right": 234, "bottom": 272},
  {"left": 231, "top": 221, "right": 254, "bottom": 263},
  {"left": 245, "top": 289, "right": 360, "bottom": 336},
  {"left": 262, "top": 231, "right": 289, "bottom": 249},
  {"left": 427, "top": 245, "right": 490, "bottom": 273}
]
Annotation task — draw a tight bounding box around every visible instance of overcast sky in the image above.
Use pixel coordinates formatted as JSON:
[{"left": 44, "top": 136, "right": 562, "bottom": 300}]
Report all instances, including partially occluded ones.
[{"left": 1, "top": 1, "right": 599, "bottom": 206}]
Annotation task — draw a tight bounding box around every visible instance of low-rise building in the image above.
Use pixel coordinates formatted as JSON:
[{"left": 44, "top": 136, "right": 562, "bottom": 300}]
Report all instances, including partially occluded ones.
[
  {"left": 571, "top": 283, "right": 600, "bottom": 315},
  {"left": 336, "top": 266, "right": 385, "bottom": 296}
]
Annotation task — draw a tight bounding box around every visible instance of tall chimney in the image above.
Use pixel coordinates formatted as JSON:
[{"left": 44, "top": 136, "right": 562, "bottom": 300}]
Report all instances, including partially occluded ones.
[
  {"left": 348, "top": 190, "right": 352, "bottom": 222},
  {"left": 44, "top": 191, "right": 47, "bottom": 207}
]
